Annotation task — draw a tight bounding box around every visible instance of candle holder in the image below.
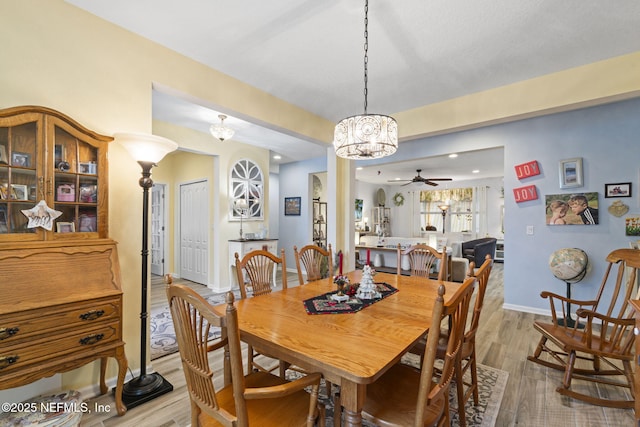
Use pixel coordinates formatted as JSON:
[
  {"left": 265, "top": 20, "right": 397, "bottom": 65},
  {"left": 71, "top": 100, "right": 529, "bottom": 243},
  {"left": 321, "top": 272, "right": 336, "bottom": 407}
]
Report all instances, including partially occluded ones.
[{"left": 331, "top": 275, "right": 350, "bottom": 302}]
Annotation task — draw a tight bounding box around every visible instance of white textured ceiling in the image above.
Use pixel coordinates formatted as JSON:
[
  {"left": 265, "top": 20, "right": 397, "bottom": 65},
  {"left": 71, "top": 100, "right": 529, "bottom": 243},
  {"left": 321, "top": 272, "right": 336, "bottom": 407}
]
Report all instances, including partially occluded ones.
[{"left": 65, "top": 0, "right": 640, "bottom": 182}]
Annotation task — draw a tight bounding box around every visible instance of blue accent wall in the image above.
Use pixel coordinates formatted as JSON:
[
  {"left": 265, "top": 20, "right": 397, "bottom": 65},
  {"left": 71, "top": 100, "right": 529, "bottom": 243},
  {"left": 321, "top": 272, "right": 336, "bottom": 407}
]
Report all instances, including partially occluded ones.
[{"left": 279, "top": 98, "right": 640, "bottom": 313}]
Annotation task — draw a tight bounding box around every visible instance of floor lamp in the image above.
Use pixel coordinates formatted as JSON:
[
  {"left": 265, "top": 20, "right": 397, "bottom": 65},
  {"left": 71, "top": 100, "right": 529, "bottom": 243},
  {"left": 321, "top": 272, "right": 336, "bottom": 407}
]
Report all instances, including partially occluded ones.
[
  {"left": 116, "top": 132, "right": 178, "bottom": 408},
  {"left": 438, "top": 204, "right": 449, "bottom": 234}
]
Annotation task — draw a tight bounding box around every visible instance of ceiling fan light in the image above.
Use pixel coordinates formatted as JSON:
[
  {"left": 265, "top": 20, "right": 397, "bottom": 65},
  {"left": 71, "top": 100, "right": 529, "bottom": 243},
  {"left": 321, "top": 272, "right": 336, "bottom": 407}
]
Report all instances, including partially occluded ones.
[
  {"left": 334, "top": 114, "right": 398, "bottom": 160},
  {"left": 210, "top": 114, "right": 235, "bottom": 141}
]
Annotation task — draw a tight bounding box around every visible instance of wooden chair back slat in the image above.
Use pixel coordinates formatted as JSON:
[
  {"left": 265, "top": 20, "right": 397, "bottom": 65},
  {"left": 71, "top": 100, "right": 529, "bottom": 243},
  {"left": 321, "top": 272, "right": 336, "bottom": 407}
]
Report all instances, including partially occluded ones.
[
  {"left": 294, "top": 243, "right": 333, "bottom": 285},
  {"left": 235, "top": 248, "right": 287, "bottom": 299},
  {"left": 397, "top": 243, "right": 448, "bottom": 280}
]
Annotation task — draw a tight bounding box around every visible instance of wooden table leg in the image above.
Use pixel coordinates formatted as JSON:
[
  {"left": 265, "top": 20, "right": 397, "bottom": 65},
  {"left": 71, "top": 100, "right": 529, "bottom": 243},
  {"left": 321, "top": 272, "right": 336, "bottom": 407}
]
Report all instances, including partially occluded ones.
[{"left": 340, "top": 380, "right": 366, "bottom": 427}]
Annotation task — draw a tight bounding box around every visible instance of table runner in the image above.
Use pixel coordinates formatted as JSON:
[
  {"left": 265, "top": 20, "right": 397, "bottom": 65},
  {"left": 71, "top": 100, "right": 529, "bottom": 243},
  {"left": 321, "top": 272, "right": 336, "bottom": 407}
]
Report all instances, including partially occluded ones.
[{"left": 303, "top": 282, "right": 398, "bottom": 314}]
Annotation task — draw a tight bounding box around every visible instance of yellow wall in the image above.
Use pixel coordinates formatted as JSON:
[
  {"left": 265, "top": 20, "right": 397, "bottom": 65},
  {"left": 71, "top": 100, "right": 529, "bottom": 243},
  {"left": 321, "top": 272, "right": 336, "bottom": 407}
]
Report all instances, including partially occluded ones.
[
  {"left": 152, "top": 121, "right": 271, "bottom": 289},
  {"left": 1, "top": 0, "right": 639, "bottom": 395},
  {"left": 0, "top": 0, "right": 302, "bottom": 392}
]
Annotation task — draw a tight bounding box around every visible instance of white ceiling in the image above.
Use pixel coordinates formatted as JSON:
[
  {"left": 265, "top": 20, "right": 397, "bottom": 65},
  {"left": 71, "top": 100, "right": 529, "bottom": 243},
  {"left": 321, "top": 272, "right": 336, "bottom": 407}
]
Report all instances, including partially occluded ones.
[{"left": 66, "top": 0, "right": 640, "bottom": 183}]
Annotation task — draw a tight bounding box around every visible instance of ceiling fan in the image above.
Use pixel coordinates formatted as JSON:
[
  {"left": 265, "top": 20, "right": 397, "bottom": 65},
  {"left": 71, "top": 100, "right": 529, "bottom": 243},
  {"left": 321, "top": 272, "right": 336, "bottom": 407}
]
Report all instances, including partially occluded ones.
[{"left": 389, "top": 169, "right": 453, "bottom": 186}]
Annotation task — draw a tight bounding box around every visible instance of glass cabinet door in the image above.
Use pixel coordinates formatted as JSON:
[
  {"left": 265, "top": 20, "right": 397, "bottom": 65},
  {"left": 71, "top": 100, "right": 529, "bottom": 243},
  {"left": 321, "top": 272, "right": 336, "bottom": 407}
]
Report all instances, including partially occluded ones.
[
  {"left": 0, "top": 117, "right": 42, "bottom": 238},
  {"left": 52, "top": 124, "right": 99, "bottom": 235}
]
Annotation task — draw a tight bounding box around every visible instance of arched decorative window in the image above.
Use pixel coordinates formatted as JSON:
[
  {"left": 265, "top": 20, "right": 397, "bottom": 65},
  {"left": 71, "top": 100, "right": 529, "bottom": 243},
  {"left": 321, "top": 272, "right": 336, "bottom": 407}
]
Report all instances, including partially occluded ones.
[{"left": 230, "top": 159, "right": 264, "bottom": 221}]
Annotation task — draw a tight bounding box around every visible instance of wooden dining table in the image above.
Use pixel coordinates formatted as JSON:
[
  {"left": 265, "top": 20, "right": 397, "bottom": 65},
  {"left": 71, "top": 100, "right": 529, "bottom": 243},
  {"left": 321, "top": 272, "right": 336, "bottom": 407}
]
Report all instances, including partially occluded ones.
[{"left": 228, "top": 270, "right": 468, "bottom": 426}]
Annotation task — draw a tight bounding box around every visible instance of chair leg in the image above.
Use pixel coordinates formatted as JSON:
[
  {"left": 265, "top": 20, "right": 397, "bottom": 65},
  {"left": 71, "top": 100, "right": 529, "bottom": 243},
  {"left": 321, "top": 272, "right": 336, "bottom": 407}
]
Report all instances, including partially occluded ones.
[
  {"left": 333, "top": 390, "right": 342, "bottom": 427},
  {"left": 624, "top": 360, "right": 635, "bottom": 397},
  {"left": 562, "top": 350, "right": 577, "bottom": 389},
  {"left": 532, "top": 335, "right": 547, "bottom": 359},
  {"left": 247, "top": 344, "right": 255, "bottom": 373},
  {"left": 454, "top": 358, "right": 467, "bottom": 427},
  {"left": 469, "top": 350, "right": 479, "bottom": 405},
  {"left": 442, "top": 386, "right": 451, "bottom": 427}
]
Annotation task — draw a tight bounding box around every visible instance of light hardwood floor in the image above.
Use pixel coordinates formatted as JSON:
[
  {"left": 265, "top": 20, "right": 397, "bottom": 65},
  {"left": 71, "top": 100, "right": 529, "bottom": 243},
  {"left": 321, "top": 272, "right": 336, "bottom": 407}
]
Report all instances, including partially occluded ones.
[{"left": 81, "top": 264, "right": 635, "bottom": 426}]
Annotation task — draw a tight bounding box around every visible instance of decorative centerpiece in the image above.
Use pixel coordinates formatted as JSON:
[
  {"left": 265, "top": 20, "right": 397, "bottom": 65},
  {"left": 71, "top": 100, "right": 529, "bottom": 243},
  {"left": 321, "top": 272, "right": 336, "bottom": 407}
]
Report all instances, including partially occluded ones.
[
  {"left": 331, "top": 274, "right": 350, "bottom": 302},
  {"left": 356, "top": 265, "right": 381, "bottom": 300}
]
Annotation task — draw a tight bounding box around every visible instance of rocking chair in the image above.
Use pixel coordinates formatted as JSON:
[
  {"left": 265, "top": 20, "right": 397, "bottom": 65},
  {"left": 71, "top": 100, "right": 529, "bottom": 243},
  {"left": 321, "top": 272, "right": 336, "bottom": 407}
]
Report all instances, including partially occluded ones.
[{"left": 527, "top": 248, "right": 640, "bottom": 408}]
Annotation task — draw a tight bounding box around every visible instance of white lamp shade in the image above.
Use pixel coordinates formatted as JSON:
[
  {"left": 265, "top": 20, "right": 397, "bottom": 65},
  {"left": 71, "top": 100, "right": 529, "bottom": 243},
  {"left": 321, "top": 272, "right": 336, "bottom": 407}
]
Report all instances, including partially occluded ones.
[
  {"left": 234, "top": 198, "right": 249, "bottom": 209},
  {"left": 115, "top": 132, "right": 179, "bottom": 163}
]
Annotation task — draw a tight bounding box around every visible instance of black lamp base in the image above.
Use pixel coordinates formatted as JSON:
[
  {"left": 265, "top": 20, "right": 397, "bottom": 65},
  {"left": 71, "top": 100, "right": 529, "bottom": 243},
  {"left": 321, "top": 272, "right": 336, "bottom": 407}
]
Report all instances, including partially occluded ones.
[{"left": 119, "top": 373, "right": 173, "bottom": 409}]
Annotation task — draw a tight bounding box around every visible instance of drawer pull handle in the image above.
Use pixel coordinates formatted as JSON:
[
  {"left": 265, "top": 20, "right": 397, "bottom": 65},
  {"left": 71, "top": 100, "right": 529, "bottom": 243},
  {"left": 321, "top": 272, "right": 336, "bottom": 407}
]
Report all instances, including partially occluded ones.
[
  {"left": 0, "top": 327, "right": 19, "bottom": 340},
  {"left": 79, "top": 310, "right": 105, "bottom": 321},
  {"left": 0, "top": 355, "right": 19, "bottom": 370},
  {"left": 79, "top": 333, "right": 104, "bottom": 345}
]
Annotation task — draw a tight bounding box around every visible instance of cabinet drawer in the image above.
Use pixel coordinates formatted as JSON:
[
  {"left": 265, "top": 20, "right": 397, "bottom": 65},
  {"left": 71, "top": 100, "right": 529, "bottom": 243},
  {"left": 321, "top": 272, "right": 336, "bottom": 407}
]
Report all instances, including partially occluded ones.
[
  {"left": 0, "top": 296, "right": 121, "bottom": 345},
  {"left": 244, "top": 241, "right": 276, "bottom": 252},
  {"left": 0, "top": 321, "right": 120, "bottom": 374}
]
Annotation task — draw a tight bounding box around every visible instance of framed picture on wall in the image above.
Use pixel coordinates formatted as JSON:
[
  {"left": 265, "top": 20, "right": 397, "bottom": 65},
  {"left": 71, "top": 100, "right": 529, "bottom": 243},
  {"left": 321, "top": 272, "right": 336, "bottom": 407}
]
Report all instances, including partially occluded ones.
[
  {"left": 604, "top": 182, "right": 631, "bottom": 198},
  {"left": 355, "top": 198, "right": 363, "bottom": 221},
  {"left": 284, "top": 197, "right": 301, "bottom": 216},
  {"left": 559, "top": 157, "right": 583, "bottom": 189},
  {"left": 625, "top": 215, "right": 640, "bottom": 236},
  {"left": 545, "top": 192, "right": 599, "bottom": 225}
]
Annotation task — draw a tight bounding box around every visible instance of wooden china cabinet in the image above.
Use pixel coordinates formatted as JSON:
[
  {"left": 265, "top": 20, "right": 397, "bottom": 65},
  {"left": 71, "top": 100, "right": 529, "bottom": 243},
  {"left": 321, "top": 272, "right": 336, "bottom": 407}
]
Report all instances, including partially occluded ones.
[{"left": 0, "top": 106, "right": 127, "bottom": 415}]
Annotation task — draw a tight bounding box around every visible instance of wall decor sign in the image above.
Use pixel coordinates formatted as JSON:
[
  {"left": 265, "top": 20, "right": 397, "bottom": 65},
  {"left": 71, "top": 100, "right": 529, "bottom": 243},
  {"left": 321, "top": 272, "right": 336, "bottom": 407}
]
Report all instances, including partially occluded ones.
[
  {"left": 604, "top": 182, "right": 631, "bottom": 198},
  {"left": 545, "top": 192, "right": 599, "bottom": 225},
  {"left": 513, "top": 185, "right": 538, "bottom": 203},
  {"left": 514, "top": 160, "right": 540, "bottom": 180},
  {"left": 284, "top": 196, "right": 301, "bottom": 216},
  {"left": 559, "top": 157, "right": 583, "bottom": 189}
]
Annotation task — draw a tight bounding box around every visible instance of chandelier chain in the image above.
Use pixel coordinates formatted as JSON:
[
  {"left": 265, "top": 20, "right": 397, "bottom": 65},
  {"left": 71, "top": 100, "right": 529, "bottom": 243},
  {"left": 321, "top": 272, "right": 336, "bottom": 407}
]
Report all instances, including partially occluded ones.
[{"left": 363, "top": 0, "right": 369, "bottom": 114}]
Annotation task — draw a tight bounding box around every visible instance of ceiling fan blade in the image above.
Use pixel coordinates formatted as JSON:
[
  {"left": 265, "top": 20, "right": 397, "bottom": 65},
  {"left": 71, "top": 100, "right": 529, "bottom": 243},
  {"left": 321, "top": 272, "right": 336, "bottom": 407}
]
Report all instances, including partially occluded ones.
[
  {"left": 425, "top": 181, "right": 440, "bottom": 186},
  {"left": 424, "top": 178, "right": 452, "bottom": 181},
  {"left": 387, "top": 179, "right": 412, "bottom": 183},
  {"left": 401, "top": 181, "right": 414, "bottom": 186}
]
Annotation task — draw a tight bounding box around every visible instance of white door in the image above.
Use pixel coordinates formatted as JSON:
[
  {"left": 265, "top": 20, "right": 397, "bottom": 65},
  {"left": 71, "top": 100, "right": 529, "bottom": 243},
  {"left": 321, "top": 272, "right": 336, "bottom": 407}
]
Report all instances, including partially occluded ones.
[
  {"left": 151, "top": 184, "right": 166, "bottom": 276},
  {"left": 180, "top": 180, "right": 209, "bottom": 284}
]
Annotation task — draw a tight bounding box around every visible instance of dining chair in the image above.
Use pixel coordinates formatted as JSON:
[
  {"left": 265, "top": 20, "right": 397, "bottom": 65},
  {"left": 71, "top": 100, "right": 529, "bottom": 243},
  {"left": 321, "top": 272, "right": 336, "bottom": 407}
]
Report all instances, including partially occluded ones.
[
  {"left": 451, "top": 255, "right": 493, "bottom": 425},
  {"left": 166, "top": 283, "right": 325, "bottom": 427},
  {"left": 397, "top": 243, "right": 448, "bottom": 280},
  {"left": 294, "top": 243, "right": 333, "bottom": 285},
  {"left": 405, "top": 255, "right": 493, "bottom": 426},
  {"left": 235, "top": 248, "right": 287, "bottom": 299},
  {"left": 360, "top": 277, "right": 476, "bottom": 427},
  {"left": 235, "top": 248, "right": 288, "bottom": 376},
  {"left": 528, "top": 248, "right": 640, "bottom": 408},
  {"left": 293, "top": 243, "right": 339, "bottom": 412}
]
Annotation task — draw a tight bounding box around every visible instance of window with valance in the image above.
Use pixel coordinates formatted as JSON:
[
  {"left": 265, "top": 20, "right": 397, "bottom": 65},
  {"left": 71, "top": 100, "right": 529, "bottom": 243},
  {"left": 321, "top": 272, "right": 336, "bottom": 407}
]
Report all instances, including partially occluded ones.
[{"left": 420, "top": 187, "right": 474, "bottom": 233}]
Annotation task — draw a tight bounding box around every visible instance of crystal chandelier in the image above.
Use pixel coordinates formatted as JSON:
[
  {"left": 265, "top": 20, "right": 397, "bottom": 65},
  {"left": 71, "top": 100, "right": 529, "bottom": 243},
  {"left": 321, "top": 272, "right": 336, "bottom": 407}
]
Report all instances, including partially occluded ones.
[
  {"left": 334, "top": 0, "right": 398, "bottom": 160},
  {"left": 210, "top": 114, "right": 235, "bottom": 141}
]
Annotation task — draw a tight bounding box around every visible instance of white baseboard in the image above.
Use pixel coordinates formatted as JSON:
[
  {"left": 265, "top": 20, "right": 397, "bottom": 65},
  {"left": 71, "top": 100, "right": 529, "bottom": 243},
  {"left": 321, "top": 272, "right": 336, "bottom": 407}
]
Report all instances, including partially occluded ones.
[{"left": 502, "top": 303, "right": 551, "bottom": 317}]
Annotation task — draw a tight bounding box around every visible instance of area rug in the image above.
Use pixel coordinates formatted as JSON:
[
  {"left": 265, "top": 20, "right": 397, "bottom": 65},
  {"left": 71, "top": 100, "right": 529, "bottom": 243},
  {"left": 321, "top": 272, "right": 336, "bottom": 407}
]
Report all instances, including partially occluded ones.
[
  {"left": 150, "top": 290, "right": 241, "bottom": 360},
  {"left": 307, "top": 353, "right": 508, "bottom": 427}
]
